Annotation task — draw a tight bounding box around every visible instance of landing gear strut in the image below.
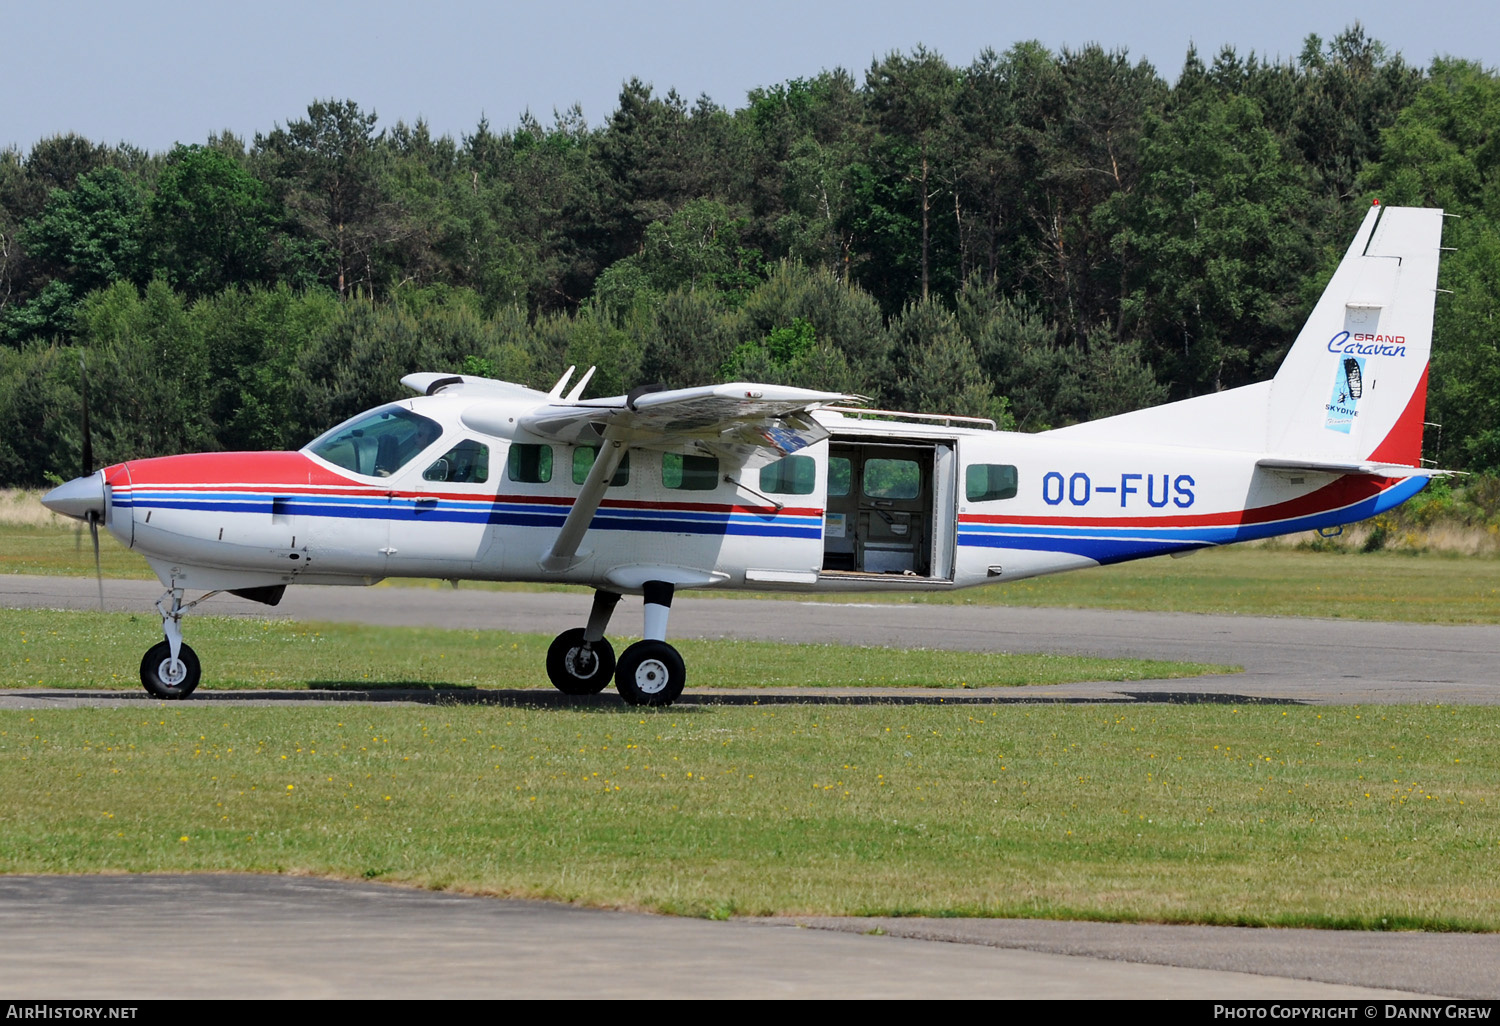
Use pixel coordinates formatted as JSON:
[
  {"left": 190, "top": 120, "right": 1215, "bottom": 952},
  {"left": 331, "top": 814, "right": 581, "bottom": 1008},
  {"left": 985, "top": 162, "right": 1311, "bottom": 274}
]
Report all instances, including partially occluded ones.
[
  {"left": 141, "top": 586, "right": 202, "bottom": 699},
  {"left": 546, "top": 582, "right": 686, "bottom": 706}
]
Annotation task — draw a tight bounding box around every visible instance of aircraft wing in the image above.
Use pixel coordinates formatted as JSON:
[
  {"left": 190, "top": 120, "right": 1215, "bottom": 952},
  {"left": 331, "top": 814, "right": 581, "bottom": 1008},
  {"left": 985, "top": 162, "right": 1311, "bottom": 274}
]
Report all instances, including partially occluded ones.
[
  {"left": 466, "top": 382, "right": 862, "bottom": 460},
  {"left": 463, "top": 382, "right": 860, "bottom": 573}
]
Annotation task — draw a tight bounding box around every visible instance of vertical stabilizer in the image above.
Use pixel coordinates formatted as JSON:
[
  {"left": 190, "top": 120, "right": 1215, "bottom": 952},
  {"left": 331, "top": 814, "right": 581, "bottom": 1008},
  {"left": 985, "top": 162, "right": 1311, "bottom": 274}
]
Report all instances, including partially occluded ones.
[{"left": 1265, "top": 204, "right": 1445, "bottom": 465}]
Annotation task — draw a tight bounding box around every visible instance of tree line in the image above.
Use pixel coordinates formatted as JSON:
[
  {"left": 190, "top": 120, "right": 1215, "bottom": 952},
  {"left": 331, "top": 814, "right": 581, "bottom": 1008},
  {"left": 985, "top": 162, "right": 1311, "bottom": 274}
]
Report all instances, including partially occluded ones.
[{"left": 2, "top": 25, "right": 1497, "bottom": 485}]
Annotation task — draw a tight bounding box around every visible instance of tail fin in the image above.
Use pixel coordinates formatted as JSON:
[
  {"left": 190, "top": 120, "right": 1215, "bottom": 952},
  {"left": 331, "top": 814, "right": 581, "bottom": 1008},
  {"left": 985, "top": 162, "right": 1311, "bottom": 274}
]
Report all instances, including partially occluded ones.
[
  {"left": 1045, "top": 203, "right": 1445, "bottom": 466},
  {"left": 1265, "top": 203, "right": 1444, "bottom": 465}
]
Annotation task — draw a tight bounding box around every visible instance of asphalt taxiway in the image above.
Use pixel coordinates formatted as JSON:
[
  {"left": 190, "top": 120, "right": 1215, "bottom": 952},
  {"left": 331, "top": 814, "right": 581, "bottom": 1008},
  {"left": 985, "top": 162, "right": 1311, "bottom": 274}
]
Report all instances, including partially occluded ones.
[
  {"left": 4, "top": 875, "right": 1493, "bottom": 999},
  {"left": 4, "top": 574, "right": 1498, "bottom": 705}
]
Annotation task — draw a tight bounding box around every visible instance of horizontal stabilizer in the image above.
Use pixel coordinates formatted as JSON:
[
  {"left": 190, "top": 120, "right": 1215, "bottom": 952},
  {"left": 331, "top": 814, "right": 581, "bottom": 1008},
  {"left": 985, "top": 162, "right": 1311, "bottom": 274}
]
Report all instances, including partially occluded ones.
[{"left": 1256, "top": 457, "right": 1451, "bottom": 479}]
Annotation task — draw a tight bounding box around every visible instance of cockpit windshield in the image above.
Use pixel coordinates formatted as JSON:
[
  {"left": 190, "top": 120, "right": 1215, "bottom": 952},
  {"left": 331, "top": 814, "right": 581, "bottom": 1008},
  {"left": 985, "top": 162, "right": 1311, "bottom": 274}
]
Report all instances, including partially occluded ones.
[{"left": 306, "top": 406, "right": 443, "bottom": 478}]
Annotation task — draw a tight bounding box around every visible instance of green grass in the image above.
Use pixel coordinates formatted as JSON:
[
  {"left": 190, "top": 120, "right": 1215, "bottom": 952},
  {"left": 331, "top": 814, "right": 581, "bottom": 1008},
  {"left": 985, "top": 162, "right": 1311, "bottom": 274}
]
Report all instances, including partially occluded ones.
[
  {"left": 5, "top": 703, "right": 1497, "bottom": 928},
  {"left": 0, "top": 522, "right": 147, "bottom": 579},
  {"left": 2, "top": 609, "right": 1229, "bottom": 691},
  {"left": 8, "top": 520, "right": 1500, "bottom": 624},
  {"left": 935, "top": 545, "right": 1500, "bottom": 623}
]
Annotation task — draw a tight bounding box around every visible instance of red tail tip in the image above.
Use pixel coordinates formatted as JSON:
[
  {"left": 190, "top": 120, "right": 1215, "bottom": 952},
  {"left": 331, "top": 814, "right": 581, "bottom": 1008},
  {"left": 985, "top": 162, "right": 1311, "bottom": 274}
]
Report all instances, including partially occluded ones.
[{"left": 1372, "top": 198, "right": 1381, "bottom": 206}]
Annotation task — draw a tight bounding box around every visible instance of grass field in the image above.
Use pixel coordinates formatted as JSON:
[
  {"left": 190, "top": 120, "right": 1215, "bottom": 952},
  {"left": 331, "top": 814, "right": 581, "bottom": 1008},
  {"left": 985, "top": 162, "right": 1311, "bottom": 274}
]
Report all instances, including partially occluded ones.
[
  {"left": 948, "top": 544, "right": 1500, "bottom": 623},
  {"left": 4, "top": 703, "right": 1496, "bottom": 928},
  {"left": 1, "top": 608, "right": 1229, "bottom": 691}
]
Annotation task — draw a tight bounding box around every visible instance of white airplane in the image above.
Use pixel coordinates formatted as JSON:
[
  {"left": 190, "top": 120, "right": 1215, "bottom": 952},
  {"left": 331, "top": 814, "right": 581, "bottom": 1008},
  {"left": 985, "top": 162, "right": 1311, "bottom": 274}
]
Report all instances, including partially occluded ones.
[{"left": 43, "top": 203, "right": 1448, "bottom": 706}]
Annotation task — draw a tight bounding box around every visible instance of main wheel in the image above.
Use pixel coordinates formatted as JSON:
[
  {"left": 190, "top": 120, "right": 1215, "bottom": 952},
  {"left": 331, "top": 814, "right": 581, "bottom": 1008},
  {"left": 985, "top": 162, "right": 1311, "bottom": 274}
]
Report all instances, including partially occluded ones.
[
  {"left": 614, "top": 640, "right": 685, "bottom": 707},
  {"left": 546, "top": 628, "right": 616, "bottom": 695},
  {"left": 140, "top": 640, "right": 201, "bottom": 699}
]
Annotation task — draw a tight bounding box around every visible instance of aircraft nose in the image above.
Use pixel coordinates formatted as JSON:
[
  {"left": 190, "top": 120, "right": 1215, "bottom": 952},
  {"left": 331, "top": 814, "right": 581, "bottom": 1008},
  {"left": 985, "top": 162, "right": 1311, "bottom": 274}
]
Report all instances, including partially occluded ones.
[{"left": 42, "top": 471, "right": 107, "bottom": 521}]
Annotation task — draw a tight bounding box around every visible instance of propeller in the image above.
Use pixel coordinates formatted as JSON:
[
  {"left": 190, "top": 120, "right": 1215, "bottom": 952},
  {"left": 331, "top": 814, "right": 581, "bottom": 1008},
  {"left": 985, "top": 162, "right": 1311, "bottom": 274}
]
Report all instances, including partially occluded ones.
[{"left": 79, "top": 353, "right": 103, "bottom": 611}]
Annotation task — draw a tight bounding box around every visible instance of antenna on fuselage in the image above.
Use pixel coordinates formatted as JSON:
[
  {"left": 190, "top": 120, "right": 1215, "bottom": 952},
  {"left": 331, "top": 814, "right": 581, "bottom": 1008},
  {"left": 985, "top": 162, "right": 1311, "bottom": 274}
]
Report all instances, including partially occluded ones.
[
  {"left": 548, "top": 366, "right": 577, "bottom": 399},
  {"left": 563, "top": 366, "right": 596, "bottom": 402}
]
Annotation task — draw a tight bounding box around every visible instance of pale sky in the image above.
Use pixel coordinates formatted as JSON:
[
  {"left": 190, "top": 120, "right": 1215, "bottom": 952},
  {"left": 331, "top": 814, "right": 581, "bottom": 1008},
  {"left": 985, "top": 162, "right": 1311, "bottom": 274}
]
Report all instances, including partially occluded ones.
[{"left": 4, "top": 0, "right": 1494, "bottom": 153}]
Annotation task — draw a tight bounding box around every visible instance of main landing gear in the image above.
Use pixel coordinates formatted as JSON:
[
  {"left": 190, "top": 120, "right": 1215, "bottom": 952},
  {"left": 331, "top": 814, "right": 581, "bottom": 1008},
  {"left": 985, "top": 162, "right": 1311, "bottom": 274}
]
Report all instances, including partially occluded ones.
[
  {"left": 546, "top": 583, "right": 686, "bottom": 706},
  {"left": 140, "top": 586, "right": 203, "bottom": 698}
]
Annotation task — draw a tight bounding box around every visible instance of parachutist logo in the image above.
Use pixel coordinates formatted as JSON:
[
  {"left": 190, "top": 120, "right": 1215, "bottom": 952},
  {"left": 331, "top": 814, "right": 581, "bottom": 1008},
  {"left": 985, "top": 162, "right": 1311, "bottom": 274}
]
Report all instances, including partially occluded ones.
[
  {"left": 1325, "top": 355, "right": 1366, "bottom": 434},
  {"left": 1344, "top": 354, "right": 1368, "bottom": 399},
  {"left": 1343, "top": 358, "right": 1363, "bottom": 399}
]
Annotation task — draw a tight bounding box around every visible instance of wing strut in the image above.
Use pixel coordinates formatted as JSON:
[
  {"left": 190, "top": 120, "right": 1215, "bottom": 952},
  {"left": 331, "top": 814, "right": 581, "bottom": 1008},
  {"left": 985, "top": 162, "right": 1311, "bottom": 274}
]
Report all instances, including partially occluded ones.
[{"left": 540, "top": 429, "right": 629, "bottom": 572}]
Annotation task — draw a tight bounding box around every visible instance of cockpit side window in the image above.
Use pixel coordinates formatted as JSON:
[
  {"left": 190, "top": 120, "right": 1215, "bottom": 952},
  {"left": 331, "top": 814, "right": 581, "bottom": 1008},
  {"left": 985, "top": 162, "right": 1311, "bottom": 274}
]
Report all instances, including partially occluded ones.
[
  {"left": 307, "top": 407, "right": 443, "bottom": 478},
  {"left": 423, "top": 439, "right": 490, "bottom": 483}
]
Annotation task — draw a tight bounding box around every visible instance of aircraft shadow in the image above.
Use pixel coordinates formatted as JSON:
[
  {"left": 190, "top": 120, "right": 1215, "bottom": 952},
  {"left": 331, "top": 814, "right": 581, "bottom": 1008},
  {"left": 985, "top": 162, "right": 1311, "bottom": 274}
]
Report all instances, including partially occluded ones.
[{"left": 13, "top": 687, "right": 1303, "bottom": 708}]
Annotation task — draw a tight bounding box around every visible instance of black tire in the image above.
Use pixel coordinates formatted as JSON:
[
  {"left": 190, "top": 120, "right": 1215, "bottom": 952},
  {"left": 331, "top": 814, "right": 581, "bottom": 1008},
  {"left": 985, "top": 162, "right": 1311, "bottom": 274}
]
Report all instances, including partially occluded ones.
[
  {"left": 140, "top": 640, "right": 201, "bottom": 699},
  {"left": 614, "top": 640, "right": 685, "bottom": 707},
  {"left": 546, "top": 628, "right": 616, "bottom": 695}
]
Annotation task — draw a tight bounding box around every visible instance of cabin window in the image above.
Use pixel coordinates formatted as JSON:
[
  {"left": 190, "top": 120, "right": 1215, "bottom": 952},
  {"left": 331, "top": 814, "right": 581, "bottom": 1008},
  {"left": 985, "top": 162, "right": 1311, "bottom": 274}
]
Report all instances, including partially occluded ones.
[
  {"left": 572, "top": 446, "right": 631, "bottom": 487},
  {"left": 862, "top": 458, "right": 920, "bottom": 500},
  {"left": 662, "top": 453, "right": 719, "bottom": 491},
  {"left": 966, "top": 463, "right": 1018, "bottom": 502},
  {"left": 827, "top": 456, "right": 851, "bottom": 497},
  {"left": 423, "top": 440, "right": 490, "bottom": 483},
  {"left": 507, "top": 443, "right": 553, "bottom": 483},
  {"left": 308, "top": 406, "right": 443, "bottom": 478},
  {"left": 759, "top": 454, "right": 816, "bottom": 495}
]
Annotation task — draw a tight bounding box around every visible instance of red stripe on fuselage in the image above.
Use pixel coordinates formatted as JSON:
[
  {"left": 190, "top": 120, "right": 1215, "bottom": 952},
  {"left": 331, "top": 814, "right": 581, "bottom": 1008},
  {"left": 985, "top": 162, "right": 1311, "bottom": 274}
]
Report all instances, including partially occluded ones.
[
  {"left": 112, "top": 451, "right": 355, "bottom": 487},
  {"left": 112, "top": 451, "right": 822, "bottom": 518}
]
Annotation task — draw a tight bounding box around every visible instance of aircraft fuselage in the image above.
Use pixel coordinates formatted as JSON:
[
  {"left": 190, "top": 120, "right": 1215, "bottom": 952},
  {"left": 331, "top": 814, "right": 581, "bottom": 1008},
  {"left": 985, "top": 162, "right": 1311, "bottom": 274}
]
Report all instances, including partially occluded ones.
[{"left": 96, "top": 399, "right": 1423, "bottom": 599}]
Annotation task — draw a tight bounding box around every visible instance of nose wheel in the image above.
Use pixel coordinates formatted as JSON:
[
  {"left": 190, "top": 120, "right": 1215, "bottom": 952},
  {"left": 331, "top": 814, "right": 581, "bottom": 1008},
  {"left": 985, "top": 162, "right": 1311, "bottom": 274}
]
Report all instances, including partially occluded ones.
[
  {"left": 140, "top": 640, "right": 201, "bottom": 699},
  {"left": 140, "top": 583, "right": 208, "bottom": 699}
]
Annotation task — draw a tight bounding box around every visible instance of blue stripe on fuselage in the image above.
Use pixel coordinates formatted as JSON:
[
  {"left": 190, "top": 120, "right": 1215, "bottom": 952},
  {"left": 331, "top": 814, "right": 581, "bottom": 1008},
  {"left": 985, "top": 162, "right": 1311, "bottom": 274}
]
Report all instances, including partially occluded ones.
[{"left": 957, "top": 476, "right": 1426, "bottom": 564}]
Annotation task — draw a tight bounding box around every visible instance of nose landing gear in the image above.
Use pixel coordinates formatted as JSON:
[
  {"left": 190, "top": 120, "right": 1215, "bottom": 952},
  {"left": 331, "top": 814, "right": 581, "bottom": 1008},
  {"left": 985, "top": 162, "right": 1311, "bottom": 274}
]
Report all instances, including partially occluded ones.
[{"left": 139, "top": 585, "right": 209, "bottom": 699}]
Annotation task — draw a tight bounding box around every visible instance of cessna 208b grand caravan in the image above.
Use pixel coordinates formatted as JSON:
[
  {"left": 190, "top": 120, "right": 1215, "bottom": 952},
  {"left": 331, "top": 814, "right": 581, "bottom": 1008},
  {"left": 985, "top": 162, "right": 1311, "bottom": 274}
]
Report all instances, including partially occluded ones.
[{"left": 43, "top": 203, "right": 1448, "bottom": 706}]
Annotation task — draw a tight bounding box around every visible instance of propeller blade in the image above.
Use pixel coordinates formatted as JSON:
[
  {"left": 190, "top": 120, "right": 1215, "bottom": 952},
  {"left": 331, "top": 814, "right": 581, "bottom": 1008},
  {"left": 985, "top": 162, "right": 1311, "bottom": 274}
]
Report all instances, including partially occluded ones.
[
  {"left": 88, "top": 512, "right": 103, "bottom": 611},
  {"left": 79, "top": 353, "right": 94, "bottom": 475}
]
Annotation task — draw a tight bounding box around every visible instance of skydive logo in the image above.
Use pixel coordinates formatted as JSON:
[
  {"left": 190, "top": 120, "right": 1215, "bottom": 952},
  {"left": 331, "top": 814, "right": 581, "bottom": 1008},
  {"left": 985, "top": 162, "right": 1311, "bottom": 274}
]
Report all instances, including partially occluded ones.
[
  {"left": 1325, "top": 355, "right": 1366, "bottom": 434},
  {"left": 1327, "top": 330, "right": 1406, "bottom": 357}
]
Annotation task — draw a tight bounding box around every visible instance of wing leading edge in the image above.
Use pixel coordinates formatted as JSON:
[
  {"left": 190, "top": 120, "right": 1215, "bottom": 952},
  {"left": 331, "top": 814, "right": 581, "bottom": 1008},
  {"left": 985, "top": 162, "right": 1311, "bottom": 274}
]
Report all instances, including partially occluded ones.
[{"left": 469, "top": 381, "right": 862, "bottom": 459}]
